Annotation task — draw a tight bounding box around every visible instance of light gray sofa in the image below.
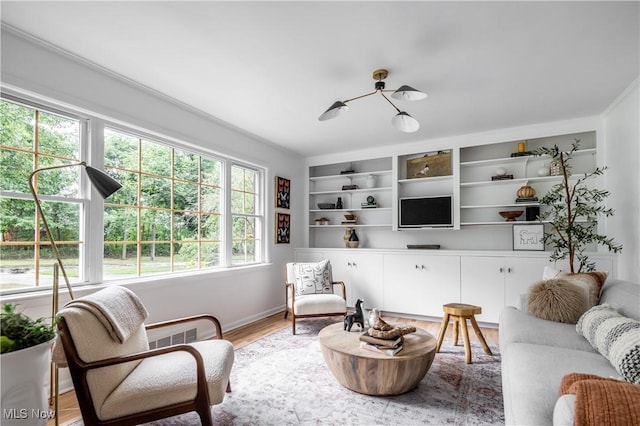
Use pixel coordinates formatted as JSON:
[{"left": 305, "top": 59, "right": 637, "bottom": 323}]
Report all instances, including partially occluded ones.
[{"left": 499, "top": 278, "right": 640, "bottom": 425}]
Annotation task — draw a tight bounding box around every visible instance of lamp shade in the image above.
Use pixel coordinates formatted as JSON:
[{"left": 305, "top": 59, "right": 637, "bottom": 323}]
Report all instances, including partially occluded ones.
[
  {"left": 392, "top": 112, "right": 420, "bottom": 133},
  {"left": 318, "top": 101, "right": 348, "bottom": 121},
  {"left": 391, "top": 85, "right": 427, "bottom": 101},
  {"left": 84, "top": 166, "right": 122, "bottom": 199}
]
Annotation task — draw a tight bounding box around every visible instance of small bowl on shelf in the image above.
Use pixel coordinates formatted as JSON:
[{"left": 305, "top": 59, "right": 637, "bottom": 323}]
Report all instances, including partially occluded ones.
[
  {"left": 499, "top": 210, "right": 523, "bottom": 222},
  {"left": 317, "top": 203, "right": 336, "bottom": 210},
  {"left": 344, "top": 214, "right": 357, "bottom": 221}
]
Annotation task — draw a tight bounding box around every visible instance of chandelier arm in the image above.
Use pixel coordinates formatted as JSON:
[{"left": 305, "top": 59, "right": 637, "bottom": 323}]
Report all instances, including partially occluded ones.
[
  {"left": 379, "top": 91, "right": 402, "bottom": 113},
  {"left": 343, "top": 90, "right": 378, "bottom": 104}
]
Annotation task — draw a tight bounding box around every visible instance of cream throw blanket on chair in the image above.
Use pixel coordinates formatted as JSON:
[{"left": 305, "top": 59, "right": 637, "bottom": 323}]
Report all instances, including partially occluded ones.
[{"left": 53, "top": 286, "right": 149, "bottom": 366}]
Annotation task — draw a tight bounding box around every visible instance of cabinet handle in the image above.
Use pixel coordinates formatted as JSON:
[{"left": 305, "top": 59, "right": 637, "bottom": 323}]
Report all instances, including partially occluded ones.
[
  {"left": 507, "top": 267, "right": 512, "bottom": 273},
  {"left": 421, "top": 265, "right": 426, "bottom": 270},
  {"left": 347, "top": 262, "right": 352, "bottom": 267},
  {"left": 352, "top": 262, "right": 357, "bottom": 268},
  {"left": 499, "top": 267, "right": 504, "bottom": 273},
  {"left": 415, "top": 264, "right": 420, "bottom": 269}
]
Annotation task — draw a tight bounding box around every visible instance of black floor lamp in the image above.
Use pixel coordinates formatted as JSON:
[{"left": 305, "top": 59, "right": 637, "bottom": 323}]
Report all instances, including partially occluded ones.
[{"left": 29, "top": 161, "right": 122, "bottom": 425}]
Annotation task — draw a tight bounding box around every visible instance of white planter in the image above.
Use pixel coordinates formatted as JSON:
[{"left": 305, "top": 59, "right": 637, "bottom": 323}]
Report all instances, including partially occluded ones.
[{"left": 1, "top": 340, "right": 54, "bottom": 426}]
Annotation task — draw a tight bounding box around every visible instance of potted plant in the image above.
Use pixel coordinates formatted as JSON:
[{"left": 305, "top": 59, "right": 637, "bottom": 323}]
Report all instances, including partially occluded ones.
[
  {"left": 533, "top": 139, "right": 622, "bottom": 273},
  {"left": 1, "top": 304, "right": 56, "bottom": 425}
]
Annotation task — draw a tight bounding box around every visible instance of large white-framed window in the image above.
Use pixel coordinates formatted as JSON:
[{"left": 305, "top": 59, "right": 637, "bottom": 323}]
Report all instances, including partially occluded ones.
[
  {"left": 0, "top": 94, "right": 267, "bottom": 295},
  {"left": 0, "top": 96, "right": 89, "bottom": 293}
]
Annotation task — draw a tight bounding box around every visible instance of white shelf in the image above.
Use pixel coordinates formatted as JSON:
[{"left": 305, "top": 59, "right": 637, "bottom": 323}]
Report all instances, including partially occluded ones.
[
  {"left": 460, "top": 203, "right": 539, "bottom": 209},
  {"left": 310, "top": 187, "right": 392, "bottom": 196},
  {"left": 460, "top": 148, "right": 595, "bottom": 168},
  {"left": 461, "top": 174, "right": 586, "bottom": 187},
  {"left": 310, "top": 207, "right": 391, "bottom": 213},
  {"left": 309, "top": 170, "right": 391, "bottom": 181},
  {"left": 309, "top": 224, "right": 392, "bottom": 228},
  {"left": 460, "top": 220, "right": 542, "bottom": 226},
  {"left": 398, "top": 175, "right": 453, "bottom": 185}
]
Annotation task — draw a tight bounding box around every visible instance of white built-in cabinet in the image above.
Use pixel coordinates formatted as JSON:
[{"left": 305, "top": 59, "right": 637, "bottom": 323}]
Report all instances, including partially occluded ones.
[
  {"left": 382, "top": 254, "right": 460, "bottom": 317},
  {"left": 295, "top": 248, "right": 617, "bottom": 324}
]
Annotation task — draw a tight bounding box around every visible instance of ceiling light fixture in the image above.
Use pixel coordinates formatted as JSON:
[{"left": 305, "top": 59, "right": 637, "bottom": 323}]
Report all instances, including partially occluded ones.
[{"left": 318, "top": 69, "right": 427, "bottom": 133}]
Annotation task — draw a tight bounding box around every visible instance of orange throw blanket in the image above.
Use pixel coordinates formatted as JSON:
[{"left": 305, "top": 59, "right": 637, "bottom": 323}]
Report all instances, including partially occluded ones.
[{"left": 559, "top": 373, "right": 640, "bottom": 426}]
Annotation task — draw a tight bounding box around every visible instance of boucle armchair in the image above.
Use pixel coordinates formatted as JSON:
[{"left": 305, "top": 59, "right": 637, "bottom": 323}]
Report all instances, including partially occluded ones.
[
  {"left": 284, "top": 260, "right": 347, "bottom": 334},
  {"left": 56, "top": 286, "right": 234, "bottom": 426}
]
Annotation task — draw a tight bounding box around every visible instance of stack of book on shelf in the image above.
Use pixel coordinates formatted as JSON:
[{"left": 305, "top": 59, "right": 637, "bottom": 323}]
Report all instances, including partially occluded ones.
[
  {"left": 359, "top": 332, "right": 404, "bottom": 356},
  {"left": 515, "top": 197, "right": 538, "bottom": 203}
]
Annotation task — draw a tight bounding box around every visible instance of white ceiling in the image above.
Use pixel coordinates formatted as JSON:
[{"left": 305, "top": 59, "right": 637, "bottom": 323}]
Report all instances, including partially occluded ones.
[{"left": 1, "top": 1, "right": 638, "bottom": 157}]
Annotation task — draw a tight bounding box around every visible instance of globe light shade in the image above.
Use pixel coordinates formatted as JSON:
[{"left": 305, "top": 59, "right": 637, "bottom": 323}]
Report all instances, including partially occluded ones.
[
  {"left": 391, "top": 85, "right": 427, "bottom": 101},
  {"left": 392, "top": 111, "right": 420, "bottom": 133},
  {"left": 318, "top": 101, "right": 348, "bottom": 121},
  {"left": 84, "top": 166, "right": 123, "bottom": 199}
]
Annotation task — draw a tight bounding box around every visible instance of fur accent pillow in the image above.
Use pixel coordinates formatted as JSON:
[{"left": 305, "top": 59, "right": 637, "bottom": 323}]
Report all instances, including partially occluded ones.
[
  {"left": 292, "top": 259, "right": 333, "bottom": 296},
  {"left": 559, "top": 271, "right": 608, "bottom": 308},
  {"left": 576, "top": 304, "right": 640, "bottom": 384},
  {"left": 527, "top": 279, "right": 589, "bottom": 324}
]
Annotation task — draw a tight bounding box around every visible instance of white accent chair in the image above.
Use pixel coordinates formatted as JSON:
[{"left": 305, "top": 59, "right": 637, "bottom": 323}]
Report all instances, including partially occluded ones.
[
  {"left": 284, "top": 261, "right": 347, "bottom": 334},
  {"left": 56, "top": 288, "right": 234, "bottom": 426}
]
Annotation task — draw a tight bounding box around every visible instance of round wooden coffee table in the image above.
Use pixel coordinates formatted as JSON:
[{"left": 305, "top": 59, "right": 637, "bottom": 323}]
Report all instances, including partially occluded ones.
[{"left": 318, "top": 322, "right": 437, "bottom": 396}]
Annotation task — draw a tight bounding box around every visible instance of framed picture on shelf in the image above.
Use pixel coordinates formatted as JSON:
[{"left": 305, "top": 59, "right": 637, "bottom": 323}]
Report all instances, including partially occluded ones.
[
  {"left": 513, "top": 223, "right": 545, "bottom": 251},
  {"left": 406, "top": 150, "right": 452, "bottom": 179},
  {"left": 276, "top": 213, "right": 290, "bottom": 244},
  {"left": 275, "top": 176, "right": 290, "bottom": 209}
]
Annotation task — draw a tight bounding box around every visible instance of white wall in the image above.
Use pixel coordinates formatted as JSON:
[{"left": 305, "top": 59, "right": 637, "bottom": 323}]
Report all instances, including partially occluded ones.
[
  {"left": 602, "top": 78, "right": 640, "bottom": 281},
  {"left": 0, "top": 28, "right": 306, "bottom": 331}
]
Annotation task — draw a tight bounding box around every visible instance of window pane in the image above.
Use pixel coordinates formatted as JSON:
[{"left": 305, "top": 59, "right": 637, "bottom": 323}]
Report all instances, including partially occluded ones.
[
  {"left": 174, "top": 150, "right": 199, "bottom": 182},
  {"left": 201, "top": 214, "right": 220, "bottom": 240},
  {"left": 104, "top": 206, "right": 138, "bottom": 244},
  {"left": 140, "top": 243, "right": 171, "bottom": 275},
  {"left": 0, "top": 100, "right": 34, "bottom": 150},
  {"left": 103, "top": 243, "right": 138, "bottom": 280},
  {"left": 105, "top": 169, "right": 138, "bottom": 206},
  {"left": 38, "top": 243, "right": 81, "bottom": 285},
  {"left": 32, "top": 155, "right": 81, "bottom": 197},
  {"left": 174, "top": 181, "right": 198, "bottom": 211},
  {"left": 244, "top": 193, "right": 256, "bottom": 214},
  {"left": 141, "top": 210, "right": 170, "bottom": 241},
  {"left": 201, "top": 186, "right": 220, "bottom": 213},
  {"left": 0, "top": 245, "right": 35, "bottom": 292},
  {"left": 141, "top": 176, "right": 171, "bottom": 208},
  {"left": 104, "top": 129, "right": 139, "bottom": 169},
  {"left": 37, "top": 110, "right": 80, "bottom": 159},
  {"left": 201, "top": 158, "right": 221, "bottom": 186},
  {"left": 141, "top": 140, "right": 171, "bottom": 176},
  {"left": 41, "top": 201, "right": 80, "bottom": 242},
  {"left": 200, "top": 242, "right": 220, "bottom": 267},
  {"left": 174, "top": 212, "right": 198, "bottom": 241},
  {"left": 0, "top": 198, "right": 36, "bottom": 241},
  {"left": 174, "top": 242, "right": 199, "bottom": 271},
  {"left": 0, "top": 149, "right": 32, "bottom": 193}
]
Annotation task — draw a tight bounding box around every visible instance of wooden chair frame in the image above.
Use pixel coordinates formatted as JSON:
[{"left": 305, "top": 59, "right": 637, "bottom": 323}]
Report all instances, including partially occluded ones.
[
  {"left": 284, "top": 275, "right": 347, "bottom": 335},
  {"left": 57, "top": 314, "right": 230, "bottom": 426}
]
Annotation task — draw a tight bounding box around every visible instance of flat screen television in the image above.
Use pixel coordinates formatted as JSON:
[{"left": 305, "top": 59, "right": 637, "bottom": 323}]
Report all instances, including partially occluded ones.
[{"left": 399, "top": 196, "right": 453, "bottom": 228}]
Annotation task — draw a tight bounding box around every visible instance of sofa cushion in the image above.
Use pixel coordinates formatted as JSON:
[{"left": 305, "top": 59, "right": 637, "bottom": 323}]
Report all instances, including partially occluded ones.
[
  {"left": 501, "top": 343, "right": 620, "bottom": 426},
  {"left": 292, "top": 260, "right": 333, "bottom": 295},
  {"left": 527, "top": 278, "right": 588, "bottom": 324},
  {"left": 576, "top": 304, "right": 640, "bottom": 383},
  {"left": 499, "top": 306, "right": 596, "bottom": 352},
  {"left": 600, "top": 279, "right": 640, "bottom": 320},
  {"left": 556, "top": 373, "right": 640, "bottom": 426},
  {"left": 559, "top": 271, "right": 608, "bottom": 308}
]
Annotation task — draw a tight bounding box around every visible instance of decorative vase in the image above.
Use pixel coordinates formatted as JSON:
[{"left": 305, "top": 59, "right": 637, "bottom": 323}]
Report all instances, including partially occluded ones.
[
  {"left": 516, "top": 185, "right": 536, "bottom": 198},
  {"left": 550, "top": 160, "right": 561, "bottom": 176},
  {"left": 347, "top": 228, "right": 359, "bottom": 248},
  {"left": 336, "top": 197, "right": 343, "bottom": 209},
  {"left": 495, "top": 167, "right": 507, "bottom": 176},
  {"left": 537, "top": 165, "right": 550, "bottom": 177},
  {"left": 366, "top": 174, "right": 376, "bottom": 188},
  {"left": 368, "top": 308, "right": 380, "bottom": 327},
  {"left": 343, "top": 229, "right": 352, "bottom": 247},
  {"left": 1, "top": 340, "right": 54, "bottom": 426}
]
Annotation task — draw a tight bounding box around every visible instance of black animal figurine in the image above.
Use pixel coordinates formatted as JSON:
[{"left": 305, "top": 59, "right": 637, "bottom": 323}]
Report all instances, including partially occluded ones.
[{"left": 344, "top": 299, "right": 365, "bottom": 332}]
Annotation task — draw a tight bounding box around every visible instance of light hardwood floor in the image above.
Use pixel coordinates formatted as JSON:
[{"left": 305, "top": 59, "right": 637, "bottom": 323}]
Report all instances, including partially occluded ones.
[{"left": 49, "top": 311, "right": 499, "bottom": 426}]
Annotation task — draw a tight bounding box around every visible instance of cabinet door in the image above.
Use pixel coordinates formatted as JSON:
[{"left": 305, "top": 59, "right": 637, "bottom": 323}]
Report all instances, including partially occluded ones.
[
  {"left": 350, "top": 253, "right": 384, "bottom": 311},
  {"left": 325, "top": 252, "right": 355, "bottom": 305},
  {"left": 460, "top": 256, "right": 505, "bottom": 323},
  {"left": 383, "top": 254, "right": 460, "bottom": 317},
  {"left": 504, "top": 257, "right": 551, "bottom": 310}
]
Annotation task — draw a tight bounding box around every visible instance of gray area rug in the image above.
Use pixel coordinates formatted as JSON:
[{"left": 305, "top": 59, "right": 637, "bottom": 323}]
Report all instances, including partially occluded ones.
[{"left": 72, "top": 318, "right": 503, "bottom": 425}]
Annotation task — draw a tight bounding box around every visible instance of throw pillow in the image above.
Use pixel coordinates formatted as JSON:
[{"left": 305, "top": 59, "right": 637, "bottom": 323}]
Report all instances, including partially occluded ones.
[
  {"left": 559, "top": 271, "right": 608, "bottom": 308},
  {"left": 292, "top": 259, "right": 333, "bottom": 296},
  {"left": 527, "top": 279, "right": 589, "bottom": 324},
  {"left": 576, "top": 304, "right": 640, "bottom": 384},
  {"left": 556, "top": 373, "right": 640, "bottom": 426}
]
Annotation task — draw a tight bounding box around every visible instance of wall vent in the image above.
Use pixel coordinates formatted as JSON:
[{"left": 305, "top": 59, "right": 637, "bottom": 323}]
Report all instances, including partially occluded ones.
[{"left": 149, "top": 328, "right": 198, "bottom": 349}]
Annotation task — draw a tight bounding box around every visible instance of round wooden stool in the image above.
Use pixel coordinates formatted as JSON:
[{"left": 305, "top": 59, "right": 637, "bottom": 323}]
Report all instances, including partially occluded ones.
[{"left": 435, "top": 303, "right": 493, "bottom": 364}]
